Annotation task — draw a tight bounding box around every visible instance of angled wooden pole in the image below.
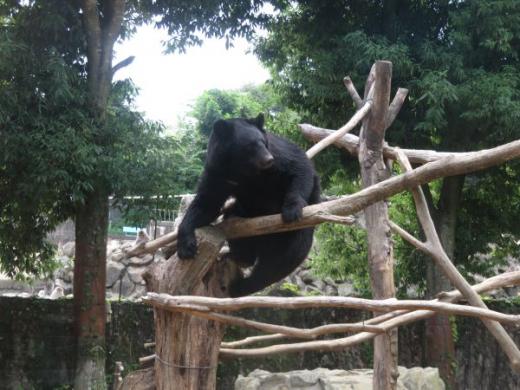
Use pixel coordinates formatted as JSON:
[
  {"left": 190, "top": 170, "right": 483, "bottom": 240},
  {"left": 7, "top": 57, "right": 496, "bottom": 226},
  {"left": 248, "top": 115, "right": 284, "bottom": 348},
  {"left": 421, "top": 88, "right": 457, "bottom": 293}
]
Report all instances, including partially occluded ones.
[{"left": 393, "top": 149, "right": 520, "bottom": 371}]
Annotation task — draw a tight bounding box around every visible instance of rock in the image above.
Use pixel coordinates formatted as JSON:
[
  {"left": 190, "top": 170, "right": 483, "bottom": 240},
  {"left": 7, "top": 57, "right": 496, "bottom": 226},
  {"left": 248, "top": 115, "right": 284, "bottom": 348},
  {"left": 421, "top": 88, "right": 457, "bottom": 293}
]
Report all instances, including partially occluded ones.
[
  {"left": 61, "top": 241, "right": 75, "bottom": 258},
  {"left": 127, "top": 254, "right": 154, "bottom": 267},
  {"left": 324, "top": 285, "right": 338, "bottom": 296},
  {"left": 55, "top": 255, "right": 72, "bottom": 267},
  {"left": 311, "top": 279, "right": 326, "bottom": 291},
  {"left": 337, "top": 282, "right": 354, "bottom": 297},
  {"left": 234, "top": 367, "right": 445, "bottom": 390},
  {"left": 400, "top": 367, "right": 445, "bottom": 390},
  {"left": 1, "top": 238, "right": 156, "bottom": 300},
  {"left": 128, "top": 285, "right": 148, "bottom": 300},
  {"left": 106, "top": 261, "right": 125, "bottom": 287},
  {"left": 324, "top": 277, "right": 336, "bottom": 286},
  {"left": 107, "top": 239, "right": 122, "bottom": 256},
  {"left": 293, "top": 275, "right": 307, "bottom": 291},
  {"left": 127, "top": 267, "right": 146, "bottom": 286},
  {"left": 122, "top": 256, "right": 147, "bottom": 266},
  {"left": 53, "top": 257, "right": 73, "bottom": 283},
  {"left": 109, "top": 250, "right": 125, "bottom": 263},
  {"left": 299, "top": 270, "right": 315, "bottom": 284},
  {"left": 56, "top": 281, "right": 73, "bottom": 295},
  {"left": 49, "top": 286, "right": 64, "bottom": 299},
  {"left": 111, "top": 273, "right": 136, "bottom": 298}
]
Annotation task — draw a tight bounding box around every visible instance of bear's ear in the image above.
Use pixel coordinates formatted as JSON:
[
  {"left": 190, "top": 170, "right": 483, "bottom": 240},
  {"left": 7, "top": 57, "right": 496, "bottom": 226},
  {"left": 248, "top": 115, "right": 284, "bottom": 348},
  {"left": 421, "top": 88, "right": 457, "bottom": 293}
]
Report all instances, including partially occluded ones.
[
  {"left": 252, "top": 113, "right": 265, "bottom": 132},
  {"left": 212, "top": 119, "right": 232, "bottom": 139}
]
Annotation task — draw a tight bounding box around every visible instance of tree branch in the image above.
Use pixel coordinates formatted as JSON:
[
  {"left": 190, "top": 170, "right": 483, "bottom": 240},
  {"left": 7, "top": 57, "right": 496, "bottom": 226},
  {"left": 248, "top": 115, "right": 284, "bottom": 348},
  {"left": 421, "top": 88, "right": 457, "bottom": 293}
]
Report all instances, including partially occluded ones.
[
  {"left": 386, "top": 88, "right": 409, "bottom": 128},
  {"left": 144, "top": 293, "right": 520, "bottom": 325},
  {"left": 222, "top": 334, "right": 288, "bottom": 348},
  {"left": 220, "top": 319, "right": 386, "bottom": 349},
  {"left": 343, "top": 76, "right": 363, "bottom": 108},
  {"left": 306, "top": 102, "right": 371, "bottom": 159},
  {"left": 125, "top": 138, "right": 520, "bottom": 257},
  {"left": 143, "top": 297, "right": 387, "bottom": 339},
  {"left": 218, "top": 271, "right": 520, "bottom": 358},
  {"left": 140, "top": 271, "right": 520, "bottom": 358},
  {"left": 389, "top": 221, "right": 428, "bottom": 251},
  {"left": 112, "top": 55, "right": 135, "bottom": 75},
  {"left": 300, "top": 124, "right": 470, "bottom": 164}
]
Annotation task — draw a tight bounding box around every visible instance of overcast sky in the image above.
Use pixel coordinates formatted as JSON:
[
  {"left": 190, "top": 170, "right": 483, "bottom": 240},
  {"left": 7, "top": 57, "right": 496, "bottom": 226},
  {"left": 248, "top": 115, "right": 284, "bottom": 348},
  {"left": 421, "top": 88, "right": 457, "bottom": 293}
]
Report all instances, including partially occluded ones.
[{"left": 114, "top": 25, "right": 270, "bottom": 130}]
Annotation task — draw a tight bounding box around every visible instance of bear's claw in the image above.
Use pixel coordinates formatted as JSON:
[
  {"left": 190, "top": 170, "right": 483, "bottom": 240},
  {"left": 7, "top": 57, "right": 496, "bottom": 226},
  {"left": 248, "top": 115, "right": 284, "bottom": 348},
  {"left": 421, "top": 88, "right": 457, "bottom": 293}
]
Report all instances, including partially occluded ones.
[{"left": 281, "top": 204, "right": 303, "bottom": 223}]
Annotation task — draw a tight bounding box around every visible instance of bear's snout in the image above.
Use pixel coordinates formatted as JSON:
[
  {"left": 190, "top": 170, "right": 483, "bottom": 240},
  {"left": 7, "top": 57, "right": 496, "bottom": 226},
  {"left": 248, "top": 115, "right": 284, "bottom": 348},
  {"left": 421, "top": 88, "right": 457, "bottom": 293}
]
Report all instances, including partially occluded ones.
[{"left": 257, "top": 153, "right": 274, "bottom": 170}]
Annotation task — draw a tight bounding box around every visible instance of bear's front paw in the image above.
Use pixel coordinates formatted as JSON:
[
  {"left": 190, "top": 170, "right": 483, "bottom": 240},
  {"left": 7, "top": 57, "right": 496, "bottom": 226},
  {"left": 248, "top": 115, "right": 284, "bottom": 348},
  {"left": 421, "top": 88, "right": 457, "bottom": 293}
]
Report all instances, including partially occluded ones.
[
  {"left": 282, "top": 201, "right": 304, "bottom": 223},
  {"left": 177, "top": 233, "right": 197, "bottom": 259}
]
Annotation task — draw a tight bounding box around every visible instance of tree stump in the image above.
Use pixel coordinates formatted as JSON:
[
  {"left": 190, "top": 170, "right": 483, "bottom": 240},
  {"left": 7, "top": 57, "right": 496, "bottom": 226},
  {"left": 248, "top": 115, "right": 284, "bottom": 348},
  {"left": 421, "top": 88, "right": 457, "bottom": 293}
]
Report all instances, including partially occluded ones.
[{"left": 121, "top": 226, "right": 238, "bottom": 390}]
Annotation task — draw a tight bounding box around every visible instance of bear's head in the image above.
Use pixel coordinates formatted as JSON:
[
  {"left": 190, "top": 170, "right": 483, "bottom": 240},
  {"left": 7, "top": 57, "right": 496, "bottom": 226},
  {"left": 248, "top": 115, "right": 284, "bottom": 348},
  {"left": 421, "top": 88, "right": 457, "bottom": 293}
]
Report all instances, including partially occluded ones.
[{"left": 206, "top": 114, "right": 274, "bottom": 177}]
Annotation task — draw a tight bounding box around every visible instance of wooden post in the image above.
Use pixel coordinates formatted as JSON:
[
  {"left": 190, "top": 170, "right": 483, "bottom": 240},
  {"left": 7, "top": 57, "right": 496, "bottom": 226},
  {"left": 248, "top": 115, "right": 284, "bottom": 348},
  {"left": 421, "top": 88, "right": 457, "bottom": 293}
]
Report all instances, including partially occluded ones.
[{"left": 358, "top": 61, "right": 398, "bottom": 389}]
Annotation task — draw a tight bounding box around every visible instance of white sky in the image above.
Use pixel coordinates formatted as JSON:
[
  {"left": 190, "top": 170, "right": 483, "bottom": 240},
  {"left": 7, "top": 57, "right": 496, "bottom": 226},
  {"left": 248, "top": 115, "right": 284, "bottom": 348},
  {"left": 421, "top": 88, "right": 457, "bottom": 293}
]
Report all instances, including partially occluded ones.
[{"left": 114, "top": 25, "right": 271, "bottom": 130}]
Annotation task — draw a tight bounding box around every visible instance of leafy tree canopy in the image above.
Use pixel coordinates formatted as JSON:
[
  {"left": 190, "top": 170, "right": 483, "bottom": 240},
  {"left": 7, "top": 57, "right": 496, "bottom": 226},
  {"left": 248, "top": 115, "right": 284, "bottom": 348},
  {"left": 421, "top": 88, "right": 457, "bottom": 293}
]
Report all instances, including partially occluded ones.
[
  {"left": 0, "top": 1, "right": 176, "bottom": 276},
  {"left": 255, "top": 0, "right": 520, "bottom": 290}
]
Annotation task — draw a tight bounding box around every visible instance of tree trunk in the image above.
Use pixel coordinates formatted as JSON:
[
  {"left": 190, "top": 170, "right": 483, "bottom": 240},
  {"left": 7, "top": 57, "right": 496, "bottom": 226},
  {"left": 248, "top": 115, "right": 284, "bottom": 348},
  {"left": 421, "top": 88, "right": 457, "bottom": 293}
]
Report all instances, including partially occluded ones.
[
  {"left": 74, "top": 1, "right": 126, "bottom": 388},
  {"left": 74, "top": 186, "right": 109, "bottom": 389},
  {"left": 425, "top": 175, "right": 464, "bottom": 390},
  {"left": 144, "top": 227, "right": 237, "bottom": 390},
  {"left": 358, "top": 61, "right": 398, "bottom": 389}
]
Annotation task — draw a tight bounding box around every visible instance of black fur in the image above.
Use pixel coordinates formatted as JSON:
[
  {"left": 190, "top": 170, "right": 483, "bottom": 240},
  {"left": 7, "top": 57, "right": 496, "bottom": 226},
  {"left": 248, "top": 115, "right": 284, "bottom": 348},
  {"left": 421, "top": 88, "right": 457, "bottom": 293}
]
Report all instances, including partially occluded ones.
[{"left": 177, "top": 114, "right": 321, "bottom": 296}]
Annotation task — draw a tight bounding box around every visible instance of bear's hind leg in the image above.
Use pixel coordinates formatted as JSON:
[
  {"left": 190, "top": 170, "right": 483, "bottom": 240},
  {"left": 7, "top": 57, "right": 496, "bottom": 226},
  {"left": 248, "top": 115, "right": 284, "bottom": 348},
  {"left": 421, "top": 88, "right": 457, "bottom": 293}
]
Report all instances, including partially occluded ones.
[
  {"left": 229, "top": 229, "right": 313, "bottom": 297},
  {"left": 228, "top": 237, "right": 258, "bottom": 267}
]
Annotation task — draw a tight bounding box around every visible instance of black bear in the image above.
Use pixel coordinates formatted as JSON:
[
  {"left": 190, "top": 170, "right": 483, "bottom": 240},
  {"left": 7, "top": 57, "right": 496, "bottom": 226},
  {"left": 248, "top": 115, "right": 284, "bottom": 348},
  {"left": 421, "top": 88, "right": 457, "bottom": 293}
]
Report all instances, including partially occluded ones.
[{"left": 177, "top": 114, "right": 320, "bottom": 296}]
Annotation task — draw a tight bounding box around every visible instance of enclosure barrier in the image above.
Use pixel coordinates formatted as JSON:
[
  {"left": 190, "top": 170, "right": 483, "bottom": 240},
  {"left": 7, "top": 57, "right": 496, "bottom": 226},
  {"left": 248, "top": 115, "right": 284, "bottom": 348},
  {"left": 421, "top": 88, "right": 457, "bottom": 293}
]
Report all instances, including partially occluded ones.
[{"left": 120, "top": 61, "right": 520, "bottom": 390}]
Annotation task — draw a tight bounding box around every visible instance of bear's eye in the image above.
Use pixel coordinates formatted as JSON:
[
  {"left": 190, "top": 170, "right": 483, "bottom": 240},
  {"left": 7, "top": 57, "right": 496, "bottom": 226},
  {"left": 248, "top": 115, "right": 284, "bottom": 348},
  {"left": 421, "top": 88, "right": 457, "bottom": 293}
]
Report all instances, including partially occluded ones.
[
  {"left": 242, "top": 142, "right": 256, "bottom": 153},
  {"left": 246, "top": 141, "right": 264, "bottom": 151}
]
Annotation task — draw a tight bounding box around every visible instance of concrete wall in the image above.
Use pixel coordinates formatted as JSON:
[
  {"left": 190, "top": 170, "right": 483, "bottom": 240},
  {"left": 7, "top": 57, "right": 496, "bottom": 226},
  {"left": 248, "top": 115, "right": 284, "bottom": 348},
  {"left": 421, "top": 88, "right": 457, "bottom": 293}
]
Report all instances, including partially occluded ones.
[{"left": 1, "top": 297, "right": 520, "bottom": 389}]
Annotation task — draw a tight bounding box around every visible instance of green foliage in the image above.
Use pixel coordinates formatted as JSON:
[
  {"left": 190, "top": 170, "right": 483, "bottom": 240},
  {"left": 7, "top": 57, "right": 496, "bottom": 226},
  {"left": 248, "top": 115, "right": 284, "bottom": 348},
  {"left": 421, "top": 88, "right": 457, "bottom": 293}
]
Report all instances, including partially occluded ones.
[
  {"left": 135, "top": 0, "right": 289, "bottom": 52},
  {"left": 190, "top": 86, "right": 269, "bottom": 137},
  {"left": 280, "top": 282, "right": 300, "bottom": 295},
  {"left": 309, "top": 171, "right": 368, "bottom": 294},
  {"left": 311, "top": 223, "right": 370, "bottom": 295},
  {"left": 389, "top": 190, "right": 427, "bottom": 296},
  {"left": 0, "top": 2, "right": 89, "bottom": 276}
]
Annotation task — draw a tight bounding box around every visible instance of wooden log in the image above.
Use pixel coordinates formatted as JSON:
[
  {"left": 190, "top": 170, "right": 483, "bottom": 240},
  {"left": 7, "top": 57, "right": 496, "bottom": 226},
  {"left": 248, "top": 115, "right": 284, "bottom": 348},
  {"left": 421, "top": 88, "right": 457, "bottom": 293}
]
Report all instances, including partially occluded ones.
[{"left": 146, "top": 227, "right": 237, "bottom": 390}]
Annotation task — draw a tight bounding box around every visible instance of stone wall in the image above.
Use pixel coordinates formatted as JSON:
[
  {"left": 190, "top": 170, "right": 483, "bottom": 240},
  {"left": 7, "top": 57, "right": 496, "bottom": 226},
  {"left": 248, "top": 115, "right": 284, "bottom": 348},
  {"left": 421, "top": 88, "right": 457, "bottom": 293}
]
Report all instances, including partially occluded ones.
[{"left": 1, "top": 297, "right": 520, "bottom": 389}]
